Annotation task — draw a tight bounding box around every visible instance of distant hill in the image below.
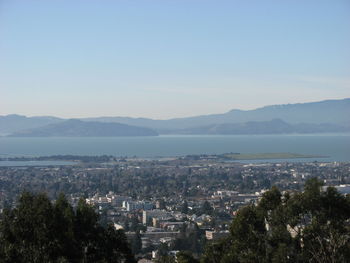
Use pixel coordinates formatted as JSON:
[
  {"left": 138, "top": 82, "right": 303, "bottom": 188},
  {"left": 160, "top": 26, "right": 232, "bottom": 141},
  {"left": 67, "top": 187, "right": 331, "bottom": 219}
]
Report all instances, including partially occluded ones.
[
  {"left": 2, "top": 98, "right": 349, "bottom": 135},
  {"left": 83, "top": 98, "right": 350, "bottom": 130},
  {"left": 168, "top": 119, "right": 350, "bottom": 135},
  {"left": 0, "top": 114, "right": 63, "bottom": 135},
  {"left": 8, "top": 119, "right": 158, "bottom": 137}
]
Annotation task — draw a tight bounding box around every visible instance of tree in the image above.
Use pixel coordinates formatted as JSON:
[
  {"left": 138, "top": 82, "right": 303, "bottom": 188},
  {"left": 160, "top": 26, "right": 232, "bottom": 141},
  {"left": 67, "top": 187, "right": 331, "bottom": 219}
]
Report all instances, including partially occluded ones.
[
  {"left": 130, "top": 216, "right": 140, "bottom": 232},
  {"left": 0, "top": 191, "right": 136, "bottom": 263},
  {"left": 155, "top": 243, "right": 175, "bottom": 263},
  {"left": 0, "top": 192, "right": 57, "bottom": 262},
  {"left": 201, "top": 237, "right": 232, "bottom": 263},
  {"left": 301, "top": 185, "right": 350, "bottom": 263},
  {"left": 200, "top": 201, "right": 213, "bottom": 216},
  {"left": 200, "top": 178, "right": 350, "bottom": 263},
  {"left": 229, "top": 205, "right": 266, "bottom": 262},
  {"left": 131, "top": 231, "right": 142, "bottom": 255},
  {"left": 181, "top": 201, "right": 189, "bottom": 214},
  {"left": 259, "top": 186, "right": 282, "bottom": 212},
  {"left": 171, "top": 223, "right": 205, "bottom": 254},
  {"left": 177, "top": 251, "right": 199, "bottom": 263}
]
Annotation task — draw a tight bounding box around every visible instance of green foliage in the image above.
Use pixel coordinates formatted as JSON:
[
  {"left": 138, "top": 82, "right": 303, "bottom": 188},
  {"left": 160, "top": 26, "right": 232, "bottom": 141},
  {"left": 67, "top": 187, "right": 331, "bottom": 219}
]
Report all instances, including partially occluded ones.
[
  {"left": 259, "top": 186, "right": 282, "bottom": 212},
  {"left": 200, "top": 237, "right": 232, "bottom": 263},
  {"left": 155, "top": 243, "right": 175, "bottom": 263},
  {"left": 201, "top": 178, "right": 350, "bottom": 263},
  {"left": 198, "top": 201, "right": 213, "bottom": 216},
  {"left": 181, "top": 201, "right": 189, "bottom": 214},
  {"left": 171, "top": 223, "right": 206, "bottom": 254},
  {"left": 0, "top": 192, "right": 135, "bottom": 263},
  {"left": 156, "top": 256, "right": 176, "bottom": 263},
  {"left": 131, "top": 231, "right": 142, "bottom": 255},
  {"left": 229, "top": 205, "right": 266, "bottom": 262},
  {"left": 176, "top": 251, "right": 199, "bottom": 263}
]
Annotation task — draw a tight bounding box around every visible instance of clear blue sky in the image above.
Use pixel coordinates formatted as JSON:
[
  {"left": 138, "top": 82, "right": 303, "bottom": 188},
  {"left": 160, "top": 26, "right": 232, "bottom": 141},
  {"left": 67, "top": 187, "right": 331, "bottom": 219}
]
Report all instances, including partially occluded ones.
[{"left": 1, "top": 0, "right": 349, "bottom": 119}]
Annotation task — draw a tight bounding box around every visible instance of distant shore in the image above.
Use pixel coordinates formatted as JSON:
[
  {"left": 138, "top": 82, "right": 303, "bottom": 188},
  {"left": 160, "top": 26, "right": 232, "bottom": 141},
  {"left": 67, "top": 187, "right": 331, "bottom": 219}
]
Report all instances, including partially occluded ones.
[
  {"left": 221, "top": 152, "right": 327, "bottom": 160},
  {"left": 0, "top": 152, "right": 328, "bottom": 163}
]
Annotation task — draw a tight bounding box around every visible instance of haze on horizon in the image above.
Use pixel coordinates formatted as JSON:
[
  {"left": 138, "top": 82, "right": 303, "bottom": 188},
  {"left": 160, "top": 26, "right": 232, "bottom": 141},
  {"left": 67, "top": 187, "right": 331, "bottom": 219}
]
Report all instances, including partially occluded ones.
[{"left": 1, "top": 0, "right": 350, "bottom": 119}]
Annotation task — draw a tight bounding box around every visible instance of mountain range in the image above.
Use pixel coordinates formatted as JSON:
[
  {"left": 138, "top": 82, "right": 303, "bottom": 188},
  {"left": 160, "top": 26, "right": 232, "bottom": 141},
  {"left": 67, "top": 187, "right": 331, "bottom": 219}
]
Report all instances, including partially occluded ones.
[
  {"left": 1, "top": 98, "right": 349, "bottom": 136},
  {"left": 8, "top": 119, "right": 158, "bottom": 137},
  {"left": 82, "top": 98, "right": 350, "bottom": 130}
]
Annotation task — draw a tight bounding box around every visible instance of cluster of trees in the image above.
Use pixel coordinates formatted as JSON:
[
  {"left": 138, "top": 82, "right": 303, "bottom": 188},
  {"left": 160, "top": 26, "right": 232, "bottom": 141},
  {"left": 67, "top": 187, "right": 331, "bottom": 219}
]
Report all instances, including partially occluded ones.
[
  {"left": 171, "top": 223, "right": 206, "bottom": 255},
  {"left": 202, "top": 178, "right": 350, "bottom": 263},
  {"left": 0, "top": 192, "right": 135, "bottom": 263}
]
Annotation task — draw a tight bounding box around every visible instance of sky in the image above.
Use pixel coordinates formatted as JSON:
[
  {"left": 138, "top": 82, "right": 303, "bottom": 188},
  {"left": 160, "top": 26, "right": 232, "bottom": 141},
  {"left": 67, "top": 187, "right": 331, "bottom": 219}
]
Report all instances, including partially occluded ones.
[{"left": 1, "top": 0, "right": 349, "bottom": 119}]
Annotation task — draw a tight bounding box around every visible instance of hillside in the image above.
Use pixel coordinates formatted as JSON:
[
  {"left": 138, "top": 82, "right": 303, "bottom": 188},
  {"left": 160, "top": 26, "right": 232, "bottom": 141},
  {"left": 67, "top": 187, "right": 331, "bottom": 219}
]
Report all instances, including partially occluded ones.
[
  {"left": 168, "top": 119, "right": 350, "bottom": 135},
  {"left": 2, "top": 98, "right": 349, "bottom": 135},
  {"left": 0, "top": 114, "right": 63, "bottom": 135},
  {"left": 8, "top": 119, "right": 158, "bottom": 137},
  {"left": 84, "top": 98, "right": 350, "bottom": 130}
]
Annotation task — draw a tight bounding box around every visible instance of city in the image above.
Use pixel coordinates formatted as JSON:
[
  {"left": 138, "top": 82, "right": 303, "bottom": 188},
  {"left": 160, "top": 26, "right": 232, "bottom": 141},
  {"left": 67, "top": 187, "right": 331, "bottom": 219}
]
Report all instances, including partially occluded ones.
[{"left": 1, "top": 156, "right": 349, "bottom": 261}]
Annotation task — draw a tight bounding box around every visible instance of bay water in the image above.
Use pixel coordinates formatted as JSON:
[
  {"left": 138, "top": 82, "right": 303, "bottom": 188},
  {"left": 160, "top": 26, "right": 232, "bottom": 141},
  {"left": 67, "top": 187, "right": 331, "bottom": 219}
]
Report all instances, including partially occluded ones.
[{"left": 0, "top": 134, "right": 349, "bottom": 164}]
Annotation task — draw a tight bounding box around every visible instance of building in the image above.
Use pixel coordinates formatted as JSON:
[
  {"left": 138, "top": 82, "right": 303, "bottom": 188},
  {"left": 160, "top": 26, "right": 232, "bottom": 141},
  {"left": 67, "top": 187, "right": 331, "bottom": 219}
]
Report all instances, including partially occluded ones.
[
  {"left": 205, "top": 230, "right": 230, "bottom": 240},
  {"left": 126, "top": 201, "right": 154, "bottom": 212},
  {"left": 142, "top": 210, "right": 171, "bottom": 225}
]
